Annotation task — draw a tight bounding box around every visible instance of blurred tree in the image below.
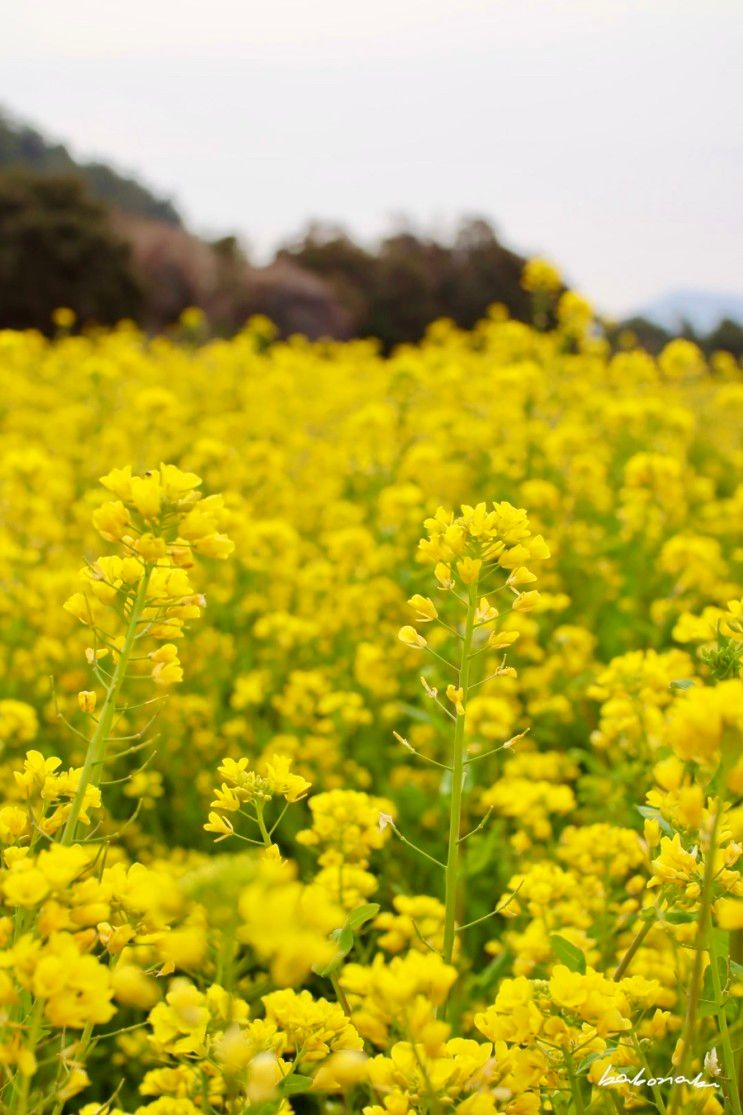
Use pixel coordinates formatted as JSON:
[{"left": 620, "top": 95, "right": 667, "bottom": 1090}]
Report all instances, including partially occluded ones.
[
  {"left": 447, "top": 217, "right": 531, "bottom": 327},
  {"left": 277, "top": 224, "right": 376, "bottom": 331},
  {"left": 365, "top": 233, "right": 443, "bottom": 347},
  {"left": 705, "top": 317, "right": 743, "bottom": 358},
  {"left": 615, "top": 316, "right": 672, "bottom": 354},
  {"left": 279, "top": 217, "right": 531, "bottom": 349},
  {"left": 0, "top": 170, "right": 142, "bottom": 331},
  {"left": 615, "top": 315, "right": 743, "bottom": 359},
  {"left": 0, "top": 109, "right": 181, "bottom": 225}
]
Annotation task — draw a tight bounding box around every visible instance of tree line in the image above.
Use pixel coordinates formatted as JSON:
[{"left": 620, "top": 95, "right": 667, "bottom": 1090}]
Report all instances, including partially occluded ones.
[{"left": 0, "top": 126, "right": 741, "bottom": 356}]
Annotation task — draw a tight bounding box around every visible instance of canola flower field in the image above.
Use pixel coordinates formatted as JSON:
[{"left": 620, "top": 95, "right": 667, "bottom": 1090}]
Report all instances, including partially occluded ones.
[{"left": 0, "top": 271, "right": 741, "bottom": 1115}]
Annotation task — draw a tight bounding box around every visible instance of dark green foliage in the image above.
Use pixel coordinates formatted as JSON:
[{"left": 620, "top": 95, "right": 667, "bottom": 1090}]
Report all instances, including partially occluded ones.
[
  {"left": 0, "top": 170, "right": 143, "bottom": 331},
  {"left": 616, "top": 315, "right": 743, "bottom": 359},
  {"left": 705, "top": 317, "right": 743, "bottom": 358},
  {"left": 278, "top": 217, "right": 531, "bottom": 349},
  {"left": 0, "top": 109, "right": 180, "bottom": 225}
]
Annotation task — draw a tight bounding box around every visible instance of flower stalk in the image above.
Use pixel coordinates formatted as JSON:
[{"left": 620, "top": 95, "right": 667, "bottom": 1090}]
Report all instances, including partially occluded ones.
[
  {"left": 668, "top": 800, "right": 724, "bottom": 1115},
  {"left": 442, "top": 582, "right": 477, "bottom": 966},
  {"left": 61, "top": 566, "right": 152, "bottom": 846}
]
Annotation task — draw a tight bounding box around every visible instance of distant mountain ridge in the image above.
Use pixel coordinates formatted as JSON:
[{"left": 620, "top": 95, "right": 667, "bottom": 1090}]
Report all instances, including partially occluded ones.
[
  {"left": 0, "top": 108, "right": 181, "bottom": 226},
  {"left": 630, "top": 288, "right": 743, "bottom": 333}
]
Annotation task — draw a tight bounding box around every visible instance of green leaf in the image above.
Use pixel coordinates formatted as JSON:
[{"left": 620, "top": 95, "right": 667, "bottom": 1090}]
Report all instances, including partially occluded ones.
[
  {"left": 669, "top": 678, "right": 694, "bottom": 690},
  {"left": 550, "top": 934, "right": 586, "bottom": 974},
  {"left": 635, "top": 805, "right": 674, "bottom": 836},
  {"left": 346, "top": 903, "right": 380, "bottom": 932},
  {"left": 469, "top": 949, "right": 512, "bottom": 994},
  {"left": 280, "top": 1074, "right": 314, "bottom": 1096},
  {"left": 313, "top": 904, "right": 381, "bottom": 979},
  {"left": 708, "top": 927, "right": 729, "bottom": 965},
  {"left": 332, "top": 925, "right": 355, "bottom": 952},
  {"left": 577, "top": 1046, "right": 618, "bottom": 1074},
  {"left": 313, "top": 924, "right": 355, "bottom": 977}
]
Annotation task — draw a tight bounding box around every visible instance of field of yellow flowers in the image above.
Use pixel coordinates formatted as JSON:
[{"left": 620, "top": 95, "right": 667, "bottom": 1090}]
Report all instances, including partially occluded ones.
[{"left": 0, "top": 272, "right": 741, "bottom": 1115}]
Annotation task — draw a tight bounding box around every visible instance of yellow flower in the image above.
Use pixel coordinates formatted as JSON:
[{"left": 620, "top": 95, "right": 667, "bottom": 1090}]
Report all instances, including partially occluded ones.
[
  {"left": 716, "top": 898, "right": 743, "bottom": 930},
  {"left": 446, "top": 685, "right": 465, "bottom": 715},
  {"left": 3, "top": 866, "right": 50, "bottom": 908},
  {"left": 263, "top": 753, "right": 312, "bottom": 802},
  {"left": 77, "top": 690, "right": 96, "bottom": 714},
  {"left": 51, "top": 306, "right": 76, "bottom": 328},
  {"left": 203, "top": 812, "right": 234, "bottom": 839},
  {"left": 408, "top": 594, "right": 438, "bottom": 622},
  {"left": 488, "top": 629, "right": 520, "bottom": 650},
  {"left": 398, "top": 626, "right": 427, "bottom": 649},
  {"left": 456, "top": 557, "right": 482, "bottom": 584},
  {"left": 648, "top": 833, "right": 699, "bottom": 887},
  {"left": 148, "top": 979, "right": 210, "bottom": 1055},
  {"left": 522, "top": 257, "right": 562, "bottom": 294}
]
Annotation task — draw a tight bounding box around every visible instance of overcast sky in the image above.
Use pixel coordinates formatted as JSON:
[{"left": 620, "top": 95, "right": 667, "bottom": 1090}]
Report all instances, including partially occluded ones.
[{"left": 2, "top": 0, "right": 741, "bottom": 316}]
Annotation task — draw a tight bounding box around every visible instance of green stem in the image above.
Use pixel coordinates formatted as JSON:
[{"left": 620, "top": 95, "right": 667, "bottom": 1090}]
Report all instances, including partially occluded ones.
[
  {"left": 331, "top": 973, "right": 352, "bottom": 1017},
  {"left": 563, "top": 1049, "right": 585, "bottom": 1115},
  {"left": 9, "top": 999, "right": 43, "bottom": 1115},
  {"left": 613, "top": 914, "right": 655, "bottom": 981},
  {"left": 630, "top": 1031, "right": 666, "bottom": 1114},
  {"left": 442, "top": 583, "right": 477, "bottom": 969},
  {"left": 49, "top": 1020, "right": 94, "bottom": 1115},
  {"left": 61, "top": 567, "right": 152, "bottom": 846},
  {"left": 404, "top": 1014, "right": 442, "bottom": 1115},
  {"left": 255, "top": 804, "right": 272, "bottom": 848},
  {"left": 732, "top": 927, "right": 743, "bottom": 1098},
  {"left": 391, "top": 823, "right": 446, "bottom": 870},
  {"left": 709, "top": 937, "right": 742, "bottom": 1115},
  {"left": 668, "top": 801, "right": 723, "bottom": 1115}
]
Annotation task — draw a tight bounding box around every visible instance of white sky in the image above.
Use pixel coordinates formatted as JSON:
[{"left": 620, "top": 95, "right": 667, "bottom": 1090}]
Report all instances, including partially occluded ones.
[{"left": 2, "top": 0, "right": 741, "bottom": 315}]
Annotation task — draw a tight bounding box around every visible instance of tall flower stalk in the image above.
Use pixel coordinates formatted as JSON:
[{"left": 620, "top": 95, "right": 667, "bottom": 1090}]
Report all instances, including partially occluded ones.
[
  {"left": 442, "top": 582, "right": 477, "bottom": 965},
  {"left": 61, "top": 566, "right": 152, "bottom": 844},
  {"left": 396, "top": 502, "right": 550, "bottom": 1008},
  {"left": 60, "top": 463, "right": 234, "bottom": 844},
  {"left": 1, "top": 464, "right": 234, "bottom": 1113}
]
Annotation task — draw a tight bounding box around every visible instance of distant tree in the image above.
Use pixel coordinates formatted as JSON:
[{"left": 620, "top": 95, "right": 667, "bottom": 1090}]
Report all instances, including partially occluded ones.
[
  {"left": 277, "top": 224, "right": 376, "bottom": 331},
  {"left": 447, "top": 218, "right": 531, "bottom": 327},
  {"left": 0, "top": 170, "right": 142, "bottom": 331},
  {"left": 279, "top": 217, "right": 530, "bottom": 349},
  {"left": 615, "top": 316, "right": 672, "bottom": 354},
  {"left": 615, "top": 315, "right": 743, "bottom": 360},
  {"left": 365, "top": 233, "right": 444, "bottom": 347},
  {"left": 704, "top": 318, "right": 743, "bottom": 359}
]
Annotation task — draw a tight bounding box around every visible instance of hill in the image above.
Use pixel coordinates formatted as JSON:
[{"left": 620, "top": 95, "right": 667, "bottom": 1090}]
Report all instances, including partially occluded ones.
[
  {"left": 630, "top": 288, "right": 743, "bottom": 333},
  {"left": 0, "top": 108, "right": 181, "bottom": 225}
]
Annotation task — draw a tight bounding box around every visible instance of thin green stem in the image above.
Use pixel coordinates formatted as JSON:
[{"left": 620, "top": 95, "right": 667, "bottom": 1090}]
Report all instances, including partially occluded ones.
[
  {"left": 613, "top": 913, "right": 655, "bottom": 981},
  {"left": 708, "top": 936, "right": 742, "bottom": 1115},
  {"left": 630, "top": 1031, "right": 666, "bottom": 1114},
  {"left": 255, "top": 804, "right": 273, "bottom": 848},
  {"left": 442, "top": 583, "right": 477, "bottom": 969},
  {"left": 49, "top": 1019, "right": 94, "bottom": 1115},
  {"left": 331, "top": 973, "right": 352, "bottom": 1017},
  {"left": 9, "top": 999, "right": 43, "bottom": 1115},
  {"left": 390, "top": 823, "right": 446, "bottom": 869},
  {"left": 61, "top": 567, "right": 152, "bottom": 846},
  {"left": 668, "top": 801, "right": 723, "bottom": 1115},
  {"left": 563, "top": 1049, "right": 585, "bottom": 1115}
]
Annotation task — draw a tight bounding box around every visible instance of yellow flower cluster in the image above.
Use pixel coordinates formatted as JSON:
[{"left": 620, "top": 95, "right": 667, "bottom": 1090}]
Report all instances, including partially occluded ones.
[{"left": 0, "top": 300, "right": 739, "bottom": 1114}]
